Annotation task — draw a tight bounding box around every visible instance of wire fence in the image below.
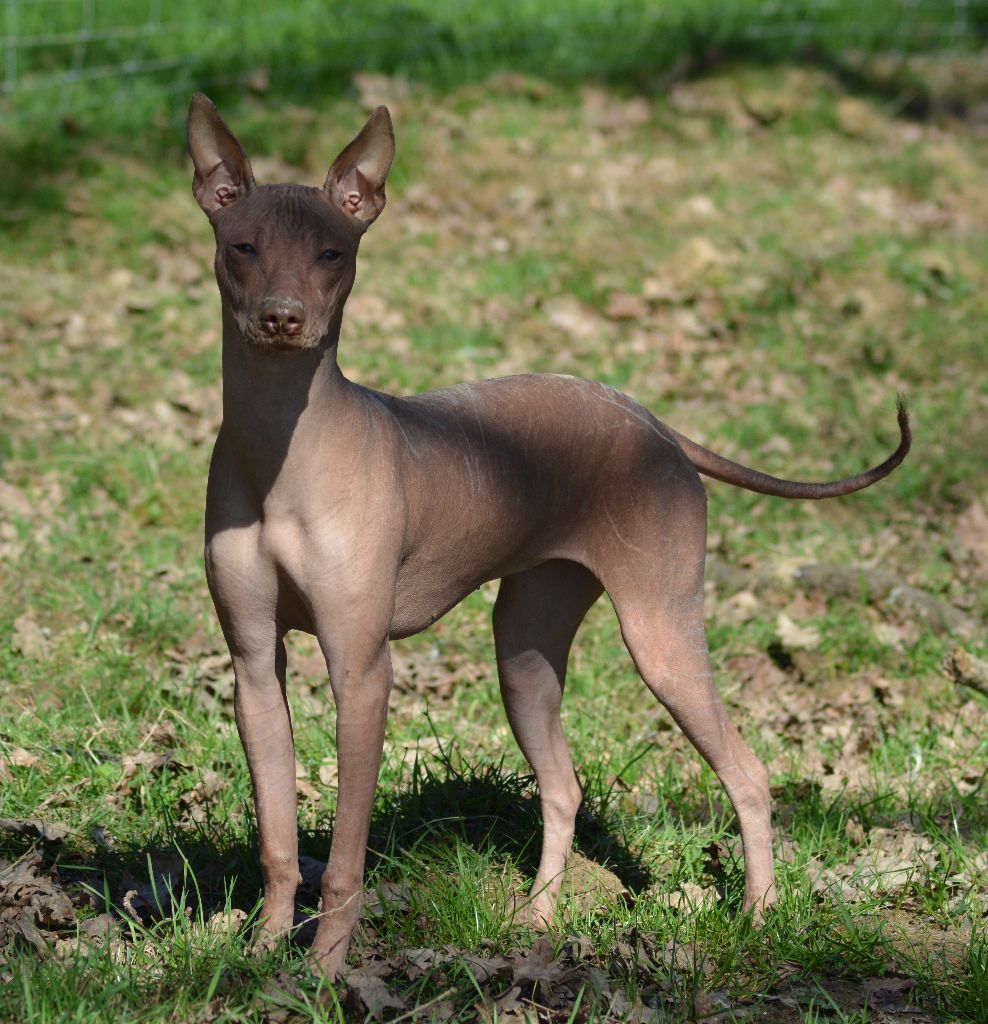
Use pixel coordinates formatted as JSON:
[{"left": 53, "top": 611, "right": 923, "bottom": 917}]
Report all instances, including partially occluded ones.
[
  {"left": 2, "top": 0, "right": 986, "bottom": 126},
  {"left": 3, "top": 0, "right": 211, "bottom": 98}
]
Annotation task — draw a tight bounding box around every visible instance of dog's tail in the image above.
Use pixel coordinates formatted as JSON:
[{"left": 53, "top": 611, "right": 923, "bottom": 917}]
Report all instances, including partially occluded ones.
[{"left": 670, "top": 397, "right": 910, "bottom": 499}]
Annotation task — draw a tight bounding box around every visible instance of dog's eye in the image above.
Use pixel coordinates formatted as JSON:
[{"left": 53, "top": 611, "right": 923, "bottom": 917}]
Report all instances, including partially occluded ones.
[
  {"left": 319, "top": 249, "right": 342, "bottom": 262},
  {"left": 232, "top": 243, "right": 257, "bottom": 255}
]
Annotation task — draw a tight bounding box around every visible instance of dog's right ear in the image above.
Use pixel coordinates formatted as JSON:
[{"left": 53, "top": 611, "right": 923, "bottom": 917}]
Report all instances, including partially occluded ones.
[
  {"left": 324, "top": 106, "right": 395, "bottom": 228},
  {"left": 187, "top": 94, "right": 255, "bottom": 216}
]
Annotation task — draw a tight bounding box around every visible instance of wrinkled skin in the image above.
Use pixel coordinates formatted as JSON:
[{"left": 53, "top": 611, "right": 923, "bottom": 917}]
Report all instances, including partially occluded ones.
[{"left": 187, "top": 94, "right": 909, "bottom": 979}]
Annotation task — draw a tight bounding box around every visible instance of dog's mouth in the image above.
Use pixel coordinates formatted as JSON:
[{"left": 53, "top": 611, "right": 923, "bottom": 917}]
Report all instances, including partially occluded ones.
[{"left": 243, "top": 326, "right": 318, "bottom": 352}]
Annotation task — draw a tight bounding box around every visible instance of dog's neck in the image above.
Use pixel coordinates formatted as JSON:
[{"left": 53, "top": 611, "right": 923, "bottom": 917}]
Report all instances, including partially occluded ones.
[{"left": 218, "top": 306, "right": 359, "bottom": 493}]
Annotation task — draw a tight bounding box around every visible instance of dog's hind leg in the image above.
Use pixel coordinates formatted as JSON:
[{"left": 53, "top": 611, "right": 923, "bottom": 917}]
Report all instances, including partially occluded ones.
[
  {"left": 493, "top": 560, "right": 603, "bottom": 927},
  {"left": 596, "top": 492, "right": 776, "bottom": 918}
]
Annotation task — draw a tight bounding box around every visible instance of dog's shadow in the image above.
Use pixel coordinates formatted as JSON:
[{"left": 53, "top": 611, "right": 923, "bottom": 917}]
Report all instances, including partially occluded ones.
[
  {"left": 290, "top": 752, "right": 654, "bottom": 939},
  {"left": 20, "top": 754, "right": 964, "bottom": 952},
  {"left": 8, "top": 753, "right": 653, "bottom": 950}
]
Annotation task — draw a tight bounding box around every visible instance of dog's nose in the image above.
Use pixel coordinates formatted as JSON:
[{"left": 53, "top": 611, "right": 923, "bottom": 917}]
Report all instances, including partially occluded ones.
[{"left": 259, "top": 297, "right": 305, "bottom": 337}]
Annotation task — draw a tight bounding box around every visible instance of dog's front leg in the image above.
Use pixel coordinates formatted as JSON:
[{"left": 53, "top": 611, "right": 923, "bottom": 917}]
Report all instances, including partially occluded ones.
[
  {"left": 307, "top": 639, "right": 393, "bottom": 979},
  {"left": 231, "top": 640, "right": 300, "bottom": 942}
]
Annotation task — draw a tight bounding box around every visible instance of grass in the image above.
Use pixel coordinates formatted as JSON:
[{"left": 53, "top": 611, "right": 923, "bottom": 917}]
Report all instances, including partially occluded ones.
[
  {"left": 5, "top": 0, "right": 985, "bottom": 120},
  {"left": 1, "top": 53, "right": 988, "bottom": 1024}
]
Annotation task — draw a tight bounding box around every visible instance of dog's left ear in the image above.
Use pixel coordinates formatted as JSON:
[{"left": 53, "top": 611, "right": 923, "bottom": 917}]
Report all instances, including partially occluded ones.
[
  {"left": 324, "top": 106, "right": 394, "bottom": 227},
  {"left": 187, "top": 93, "right": 255, "bottom": 216}
]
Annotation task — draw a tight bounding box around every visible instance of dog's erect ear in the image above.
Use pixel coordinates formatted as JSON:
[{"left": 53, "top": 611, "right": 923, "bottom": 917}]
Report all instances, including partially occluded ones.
[
  {"left": 187, "top": 93, "right": 255, "bottom": 216},
  {"left": 323, "top": 106, "right": 394, "bottom": 227}
]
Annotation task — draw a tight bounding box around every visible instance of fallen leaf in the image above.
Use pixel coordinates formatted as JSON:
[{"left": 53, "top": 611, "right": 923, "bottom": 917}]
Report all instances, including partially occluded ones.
[
  {"left": 79, "top": 914, "right": 119, "bottom": 939},
  {"left": 776, "top": 612, "right": 822, "bottom": 652},
  {"left": 346, "top": 970, "right": 406, "bottom": 1019},
  {"left": 295, "top": 779, "right": 321, "bottom": 803},
  {"left": 844, "top": 818, "right": 866, "bottom": 846},
  {"left": 364, "top": 880, "right": 410, "bottom": 918},
  {"left": 956, "top": 499, "right": 988, "bottom": 576},
  {"left": 116, "top": 751, "right": 185, "bottom": 795},
  {"left": 178, "top": 770, "right": 226, "bottom": 822},
  {"left": 605, "top": 291, "right": 647, "bottom": 320},
  {"left": 11, "top": 616, "right": 48, "bottom": 659},
  {"left": 648, "top": 236, "right": 727, "bottom": 300},
  {"left": 206, "top": 907, "right": 247, "bottom": 935},
  {"left": 0, "top": 818, "right": 70, "bottom": 843},
  {"left": 691, "top": 988, "right": 733, "bottom": 1022},
  {"left": 119, "top": 851, "right": 188, "bottom": 923},
  {"left": 543, "top": 296, "right": 609, "bottom": 344},
  {"left": 0, "top": 480, "right": 32, "bottom": 518},
  {"left": 835, "top": 97, "right": 888, "bottom": 138},
  {"left": 0, "top": 849, "right": 80, "bottom": 956},
  {"left": 653, "top": 882, "right": 718, "bottom": 913},
  {"left": 607, "top": 989, "right": 661, "bottom": 1022},
  {"left": 510, "top": 935, "right": 569, "bottom": 989},
  {"left": 863, "top": 976, "right": 917, "bottom": 1011},
  {"left": 139, "top": 720, "right": 179, "bottom": 749},
  {"left": 352, "top": 72, "right": 410, "bottom": 112},
  {"left": 717, "top": 590, "right": 760, "bottom": 625},
  {"left": 460, "top": 950, "right": 511, "bottom": 984}
]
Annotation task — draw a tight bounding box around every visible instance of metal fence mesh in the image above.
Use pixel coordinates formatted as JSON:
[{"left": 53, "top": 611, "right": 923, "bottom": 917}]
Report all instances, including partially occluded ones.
[{"left": 1, "top": 0, "right": 984, "bottom": 120}]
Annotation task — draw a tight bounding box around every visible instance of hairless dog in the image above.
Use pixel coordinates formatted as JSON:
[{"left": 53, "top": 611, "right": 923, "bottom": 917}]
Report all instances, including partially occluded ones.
[{"left": 187, "top": 94, "right": 910, "bottom": 978}]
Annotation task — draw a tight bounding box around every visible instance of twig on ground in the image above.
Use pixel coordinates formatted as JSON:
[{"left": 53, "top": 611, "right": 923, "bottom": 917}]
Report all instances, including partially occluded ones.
[
  {"left": 705, "top": 558, "right": 976, "bottom": 637},
  {"left": 794, "top": 564, "right": 975, "bottom": 637},
  {"left": 943, "top": 646, "right": 988, "bottom": 698}
]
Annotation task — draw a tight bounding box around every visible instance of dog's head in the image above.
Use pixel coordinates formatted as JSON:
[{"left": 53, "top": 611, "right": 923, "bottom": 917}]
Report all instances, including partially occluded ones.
[{"left": 187, "top": 94, "right": 394, "bottom": 351}]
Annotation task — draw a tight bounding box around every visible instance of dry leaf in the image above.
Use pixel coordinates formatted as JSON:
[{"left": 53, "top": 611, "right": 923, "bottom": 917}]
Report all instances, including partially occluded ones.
[
  {"left": 0, "top": 480, "right": 32, "bottom": 519},
  {"left": 844, "top": 818, "right": 866, "bottom": 846},
  {"left": 835, "top": 97, "right": 888, "bottom": 138},
  {"left": 862, "top": 976, "right": 917, "bottom": 1011},
  {"left": 0, "top": 849, "right": 79, "bottom": 956},
  {"left": 649, "top": 236, "right": 727, "bottom": 299},
  {"left": 776, "top": 612, "right": 822, "bottom": 652},
  {"left": 509, "top": 935, "right": 570, "bottom": 990},
  {"left": 544, "top": 296, "right": 609, "bottom": 344},
  {"left": 206, "top": 907, "right": 247, "bottom": 935},
  {"left": 364, "top": 880, "right": 410, "bottom": 918},
  {"left": 9, "top": 747, "right": 40, "bottom": 768},
  {"left": 717, "top": 590, "right": 760, "bottom": 625},
  {"left": 11, "top": 615, "right": 48, "bottom": 659},
  {"left": 117, "top": 751, "right": 181, "bottom": 791},
  {"left": 178, "top": 770, "right": 226, "bottom": 822},
  {"left": 653, "top": 882, "right": 718, "bottom": 913},
  {"left": 605, "top": 291, "right": 647, "bottom": 320},
  {"left": 352, "top": 72, "right": 410, "bottom": 112},
  {"left": 956, "top": 499, "right": 988, "bottom": 575},
  {"left": 346, "top": 970, "right": 406, "bottom": 1019},
  {"left": 295, "top": 779, "right": 321, "bottom": 803},
  {"left": 0, "top": 818, "right": 70, "bottom": 843}
]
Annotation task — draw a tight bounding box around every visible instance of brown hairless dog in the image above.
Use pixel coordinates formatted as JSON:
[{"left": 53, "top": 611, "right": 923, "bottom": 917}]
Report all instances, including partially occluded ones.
[{"left": 187, "top": 94, "right": 910, "bottom": 978}]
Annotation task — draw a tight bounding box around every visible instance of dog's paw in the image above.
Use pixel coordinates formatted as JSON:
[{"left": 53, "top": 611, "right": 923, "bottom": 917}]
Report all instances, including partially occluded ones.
[
  {"left": 741, "top": 889, "right": 777, "bottom": 928},
  {"left": 250, "top": 931, "right": 285, "bottom": 956},
  {"left": 249, "top": 913, "right": 297, "bottom": 956},
  {"left": 304, "top": 946, "right": 346, "bottom": 983},
  {"left": 509, "top": 894, "right": 554, "bottom": 931}
]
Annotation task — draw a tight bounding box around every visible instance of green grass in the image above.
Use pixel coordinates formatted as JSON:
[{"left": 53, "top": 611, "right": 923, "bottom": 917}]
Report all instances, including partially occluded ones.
[
  {"left": 2, "top": 58, "right": 988, "bottom": 1023},
  {"left": 5, "top": 0, "right": 984, "bottom": 116}
]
